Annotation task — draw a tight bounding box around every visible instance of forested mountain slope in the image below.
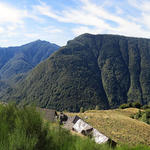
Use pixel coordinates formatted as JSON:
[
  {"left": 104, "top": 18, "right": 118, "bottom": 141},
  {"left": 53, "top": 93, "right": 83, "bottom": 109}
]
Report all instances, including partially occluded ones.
[{"left": 2, "top": 34, "right": 150, "bottom": 111}]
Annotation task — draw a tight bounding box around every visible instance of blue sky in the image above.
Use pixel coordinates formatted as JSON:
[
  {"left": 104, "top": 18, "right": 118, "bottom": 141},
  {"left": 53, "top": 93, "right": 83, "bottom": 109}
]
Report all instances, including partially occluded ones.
[{"left": 0, "top": 0, "right": 150, "bottom": 47}]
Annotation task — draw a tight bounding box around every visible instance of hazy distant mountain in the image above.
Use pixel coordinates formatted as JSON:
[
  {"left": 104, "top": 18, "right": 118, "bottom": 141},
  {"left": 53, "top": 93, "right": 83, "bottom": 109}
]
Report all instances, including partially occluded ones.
[
  {"left": 0, "top": 40, "right": 59, "bottom": 79},
  {"left": 2, "top": 34, "right": 150, "bottom": 112}
]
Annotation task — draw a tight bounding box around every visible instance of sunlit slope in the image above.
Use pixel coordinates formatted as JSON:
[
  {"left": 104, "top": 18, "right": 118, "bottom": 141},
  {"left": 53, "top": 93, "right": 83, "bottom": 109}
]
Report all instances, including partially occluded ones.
[{"left": 66, "top": 108, "right": 150, "bottom": 145}]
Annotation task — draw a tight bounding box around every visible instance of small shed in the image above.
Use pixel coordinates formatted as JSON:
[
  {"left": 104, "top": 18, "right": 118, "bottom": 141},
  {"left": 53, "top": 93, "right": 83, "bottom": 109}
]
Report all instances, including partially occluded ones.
[
  {"left": 92, "top": 128, "right": 116, "bottom": 146},
  {"left": 92, "top": 128, "right": 109, "bottom": 144},
  {"left": 72, "top": 118, "right": 116, "bottom": 146},
  {"left": 71, "top": 115, "right": 81, "bottom": 124},
  {"left": 72, "top": 119, "right": 93, "bottom": 136}
]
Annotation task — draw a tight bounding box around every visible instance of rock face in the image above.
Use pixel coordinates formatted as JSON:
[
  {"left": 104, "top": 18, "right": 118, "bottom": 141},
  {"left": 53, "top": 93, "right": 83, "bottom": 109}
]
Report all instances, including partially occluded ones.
[{"left": 2, "top": 34, "right": 150, "bottom": 111}]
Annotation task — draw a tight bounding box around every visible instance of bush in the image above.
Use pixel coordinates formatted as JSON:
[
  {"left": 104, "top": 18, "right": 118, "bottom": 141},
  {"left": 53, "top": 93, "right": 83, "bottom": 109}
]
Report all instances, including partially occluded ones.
[
  {"left": 119, "top": 103, "right": 130, "bottom": 109},
  {"left": 142, "top": 105, "right": 150, "bottom": 109},
  {"left": 119, "top": 102, "right": 142, "bottom": 109},
  {"left": 131, "top": 109, "right": 150, "bottom": 125},
  {"left": 132, "top": 102, "right": 141, "bottom": 109}
]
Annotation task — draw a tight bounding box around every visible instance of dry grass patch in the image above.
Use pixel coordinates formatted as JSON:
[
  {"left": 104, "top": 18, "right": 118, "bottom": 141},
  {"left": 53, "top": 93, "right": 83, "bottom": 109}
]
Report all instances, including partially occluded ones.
[{"left": 65, "top": 108, "right": 150, "bottom": 146}]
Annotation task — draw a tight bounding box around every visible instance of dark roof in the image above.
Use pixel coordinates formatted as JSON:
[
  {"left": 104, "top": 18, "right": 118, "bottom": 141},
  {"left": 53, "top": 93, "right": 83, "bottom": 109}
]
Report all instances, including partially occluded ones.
[
  {"left": 38, "top": 108, "right": 57, "bottom": 122},
  {"left": 63, "top": 115, "right": 81, "bottom": 130},
  {"left": 70, "top": 115, "right": 81, "bottom": 124}
]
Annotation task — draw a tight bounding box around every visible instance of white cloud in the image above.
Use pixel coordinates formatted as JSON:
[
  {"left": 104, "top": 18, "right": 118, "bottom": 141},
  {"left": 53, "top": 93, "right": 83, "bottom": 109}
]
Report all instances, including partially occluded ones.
[
  {"left": 24, "top": 26, "right": 62, "bottom": 39},
  {"left": 0, "top": 2, "right": 24, "bottom": 24},
  {"left": 128, "top": 0, "right": 150, "bottom": 12},
  {"left": 0, "top": 26, "right": 4, "bottom": 33},
  {"left": 33, "top": 1, "right": 112, "bottom": 29},
  {"left": 36, "top": 0, "right": 150, "bottom": 37},
  {"left": 0, "top": 2, "right": 26, "bottom": 43},
  {"left": 33, "top": 0, "right": 150, "bottom": 38},
  {"left": 33, "top": 2, "right": 60, "bottom": 20},
  {"left": 24, "top": 33, "right": 39, "bottom": 38},
  {"left": 72, "top": 26, "right": 105, "bottom": 36},
  {"left": 42, "top": 26, "right": 62, "bottom": 33},
  {"left": 127, "top": 0, "right": 150, "bottom": 31},
  {"left": 1, "top": 0, "right": 150, "bottom": 47},
  {"left": 115, "top": 6, "right": 124, "bottom": 15}
]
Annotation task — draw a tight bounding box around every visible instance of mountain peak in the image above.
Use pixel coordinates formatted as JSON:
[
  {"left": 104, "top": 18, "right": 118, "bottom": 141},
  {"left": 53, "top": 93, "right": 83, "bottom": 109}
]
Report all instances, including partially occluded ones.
[{"left": 0, "top": 41, "right": 60, "bottom": 80}]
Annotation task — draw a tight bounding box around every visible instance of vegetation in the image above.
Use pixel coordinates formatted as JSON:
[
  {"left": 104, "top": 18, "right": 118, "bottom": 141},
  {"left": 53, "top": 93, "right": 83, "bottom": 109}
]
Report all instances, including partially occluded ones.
[
  {"left": 0, "top": 104, "right": 150, "bottom": 150},
  {"left": 0, "top": 40, "right": 59, "bottom": 104},
  {"left": 119, "top": 102, "right": 142, "bottom": 109},
  {"left": 2, "top": 34, "right": 150, "bottom": 111},
  {"left": 80, "top": 107, "right": 84, "bottom": 113},
  {"left": 66, "top": 108, "right": 150, "bottom": 145},
  {"left": 131, "top": 109, "right": 150, "bottom": 124},
  {"left": 142, "top": 105, "right": 150, "bottom": 109}
]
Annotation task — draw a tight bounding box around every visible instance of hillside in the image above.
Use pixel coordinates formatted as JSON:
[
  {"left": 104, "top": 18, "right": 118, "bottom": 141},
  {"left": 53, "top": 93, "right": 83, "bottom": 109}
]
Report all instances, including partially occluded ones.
[
  {"left": 2, "top": 34, "right": 150, "bottom": 111},
  {"left": 0, "top": 104, "right": 150, "bottom": 150},
  {"left": 66, "top": 108, "right": 150, "bottom": 146},
  {"left": 0, "top": 40, "right": 59, "bottom": 79}
]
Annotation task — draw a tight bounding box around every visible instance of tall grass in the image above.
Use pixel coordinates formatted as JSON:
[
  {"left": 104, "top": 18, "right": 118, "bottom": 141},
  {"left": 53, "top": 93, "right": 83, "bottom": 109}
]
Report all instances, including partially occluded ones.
[
  {"left": 0, "top": 104, "right": 149, "bottom": 150},
  {"left": 0, "top": 104, "right": 52, "bottom": 150}
]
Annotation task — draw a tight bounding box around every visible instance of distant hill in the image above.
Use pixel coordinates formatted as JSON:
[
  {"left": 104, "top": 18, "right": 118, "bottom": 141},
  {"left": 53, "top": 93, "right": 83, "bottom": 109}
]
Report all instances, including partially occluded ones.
[
  {"left": 0, "top": 40, "right": 59, "bottom": 79},
  {"left": 1, "top": 34, "right": 150, "bottom": 111}
]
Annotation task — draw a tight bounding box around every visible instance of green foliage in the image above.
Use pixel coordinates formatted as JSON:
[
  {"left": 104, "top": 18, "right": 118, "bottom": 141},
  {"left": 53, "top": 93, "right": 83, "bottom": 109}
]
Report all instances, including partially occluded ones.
[
  {"left": 119, "top": 102, "right": 142, "bottom": 109},
  {"left": 2, "top": 34, "right": 150, "bottom": 111},
  {"left": 131, "top": 109, "right": 150, "bottom": 124},
  {"left": 119, "top": 103, "right": 130, "bottom": 109},
  {"left": 142, "top": 105, "right": 150, "bottom": 109},
  {"left": 132, "top": 102, "right": 141, "bottom": 109},
  {"left": 0, "top": 40, "right": 59, "bottom": 103},
  {"left": 0, "top": 104, "right": 52, "bottom": 150}
]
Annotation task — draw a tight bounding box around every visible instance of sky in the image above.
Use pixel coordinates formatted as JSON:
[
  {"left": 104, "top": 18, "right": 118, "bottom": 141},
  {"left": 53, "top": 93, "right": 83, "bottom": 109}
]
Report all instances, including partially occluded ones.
[{"left": 0, "top": 0, "right": 150, "bottom": 47}]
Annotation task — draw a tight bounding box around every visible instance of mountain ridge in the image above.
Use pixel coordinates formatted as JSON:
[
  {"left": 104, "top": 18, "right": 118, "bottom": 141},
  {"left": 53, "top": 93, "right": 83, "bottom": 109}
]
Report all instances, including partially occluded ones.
[
  {"left": 1, "top": 34, "right": 150, "bottom": 111},
  {"left": 0, "top": 40, "right": 60, "bottom": 79}
]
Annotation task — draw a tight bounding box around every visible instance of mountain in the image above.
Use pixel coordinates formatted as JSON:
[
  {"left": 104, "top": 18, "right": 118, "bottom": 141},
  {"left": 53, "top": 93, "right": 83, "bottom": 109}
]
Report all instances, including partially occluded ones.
[
  {"left": 1, "top": 34, "right": 150, "bottom": 111},
  {"left": 0, "top": 40, "right": 59, "bottom": 79}
]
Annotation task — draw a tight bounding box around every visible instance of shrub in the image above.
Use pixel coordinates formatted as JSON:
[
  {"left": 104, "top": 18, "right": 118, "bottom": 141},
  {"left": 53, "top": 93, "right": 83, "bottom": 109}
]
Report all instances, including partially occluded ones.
[
  {"left": 141, "top": 105, "right": 150, "bottom": 109},
  {"left": 119, "top": 102, "right": 142, "bottom": 109},
  {"left": 132, "top": 102, "right": 141, "bottom": 109},
  {"left": 119, "top": 103, "right": 130, "bottom": 109},
  {"left": 131, "top": 109, "right": 150, "bottom": 125}
]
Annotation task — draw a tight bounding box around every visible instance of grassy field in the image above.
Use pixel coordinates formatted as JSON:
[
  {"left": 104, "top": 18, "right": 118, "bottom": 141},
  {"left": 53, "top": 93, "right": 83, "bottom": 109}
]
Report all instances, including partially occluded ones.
[{"left": 65, "top": 108, "right": 150, "bottom": 146}]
